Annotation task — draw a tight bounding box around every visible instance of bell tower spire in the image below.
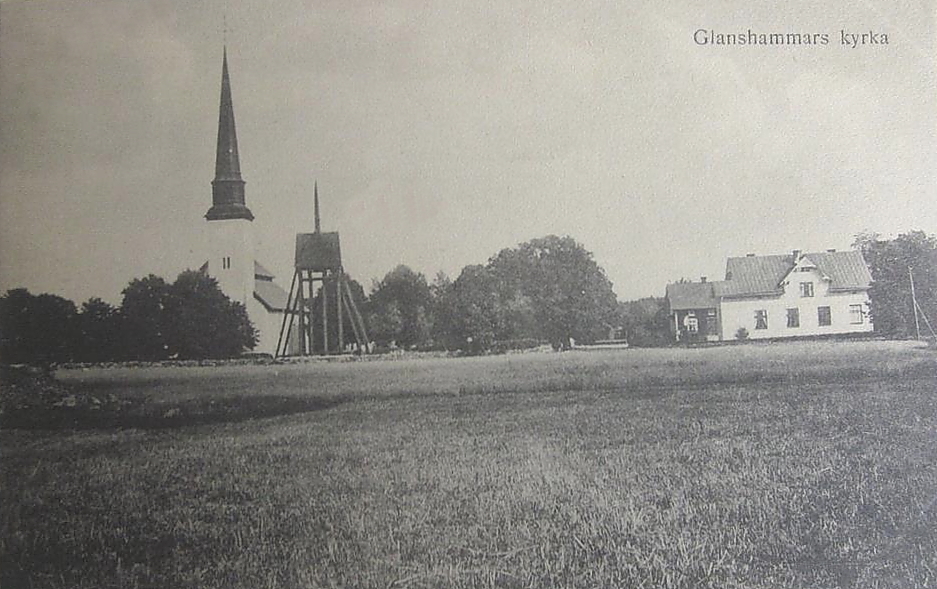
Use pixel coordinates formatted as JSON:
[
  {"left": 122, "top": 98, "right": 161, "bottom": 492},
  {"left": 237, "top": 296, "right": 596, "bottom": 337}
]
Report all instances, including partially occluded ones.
[
  {"left": 314, "top": 181, "right": 321, "bottom": 233},
  {"left": 206, "top": 47, "right": 253, "bottom": 221}
]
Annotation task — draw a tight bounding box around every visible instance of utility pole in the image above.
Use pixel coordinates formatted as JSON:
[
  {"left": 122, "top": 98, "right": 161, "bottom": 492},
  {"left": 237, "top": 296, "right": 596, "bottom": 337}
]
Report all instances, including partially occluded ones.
[{"left": 909, "top": 266, "right": 921, "bottom": 340}]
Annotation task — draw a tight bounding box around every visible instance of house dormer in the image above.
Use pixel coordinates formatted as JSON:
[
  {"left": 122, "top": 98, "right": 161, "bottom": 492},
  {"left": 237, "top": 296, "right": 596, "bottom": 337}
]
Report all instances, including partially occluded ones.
[{"left": 777, "top": 251, "right": 832, "bottom": 296}]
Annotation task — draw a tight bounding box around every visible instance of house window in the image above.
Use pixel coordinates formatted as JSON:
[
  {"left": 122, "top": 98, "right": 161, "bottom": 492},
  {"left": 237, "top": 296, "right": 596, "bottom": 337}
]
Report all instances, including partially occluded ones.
[
  {"left": 818, "top": 306, "right": 831, "bottom": 326},
  {"left": 754, "top": 310, "right": 768, "bottom": 330},
  {"left": 222, "top": 256, "right": 232, "bottom": 270},
  {"left": 849, "top": 304, "right": 864, "bottom": 324},
  {"left": 786, "top": 308, "right": 800, "bottom": 328},
  {"left": 685, "top": 313, "right": 699, "bottom": 333},
  {"left": 800, "top": 282, "right": 814, "bottom": 297}
]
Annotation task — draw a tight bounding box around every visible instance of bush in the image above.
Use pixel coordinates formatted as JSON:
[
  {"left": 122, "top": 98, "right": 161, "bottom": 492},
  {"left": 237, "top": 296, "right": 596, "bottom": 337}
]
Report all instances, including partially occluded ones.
[{"left": 735, "top": 327, "right": 750, "bottom": 340}]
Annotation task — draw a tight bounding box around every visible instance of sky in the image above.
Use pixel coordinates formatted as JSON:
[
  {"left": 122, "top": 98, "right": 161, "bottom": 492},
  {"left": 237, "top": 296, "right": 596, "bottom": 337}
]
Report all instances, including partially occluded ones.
[{"left": 1, "top": 0, "right": 935, "bottom": 305}]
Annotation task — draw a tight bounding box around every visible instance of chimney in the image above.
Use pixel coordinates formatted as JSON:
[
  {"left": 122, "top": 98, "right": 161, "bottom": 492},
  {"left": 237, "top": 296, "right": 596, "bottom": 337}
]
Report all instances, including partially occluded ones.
[
  {"left": 700, "top": 276, "right": 707, "bottom": 283},
  {"left": 792, "top": 249, "right": 802, "bottom": 260}
]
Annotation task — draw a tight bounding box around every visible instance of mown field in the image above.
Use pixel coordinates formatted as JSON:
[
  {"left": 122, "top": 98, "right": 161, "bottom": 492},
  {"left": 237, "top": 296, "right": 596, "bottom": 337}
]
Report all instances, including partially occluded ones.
[{"left": 2, "top": 340, "right": 936, "bottom": 588}]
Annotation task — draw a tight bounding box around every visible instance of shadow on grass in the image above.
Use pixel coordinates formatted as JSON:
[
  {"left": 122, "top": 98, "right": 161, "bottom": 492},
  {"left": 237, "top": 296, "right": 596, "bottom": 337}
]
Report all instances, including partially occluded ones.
[
  {"left": 2, "top": 364, "right": 346, "bottom": 431},
  {"left": 0, "top": 394, "right": 343, "bottom": 431}
]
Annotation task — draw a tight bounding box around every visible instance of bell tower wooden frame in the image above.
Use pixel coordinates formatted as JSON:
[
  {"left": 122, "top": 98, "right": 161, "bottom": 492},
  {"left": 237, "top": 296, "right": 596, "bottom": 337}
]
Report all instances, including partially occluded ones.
[{"left": 275, "top": 184, "right": 370, "bottom": 357}]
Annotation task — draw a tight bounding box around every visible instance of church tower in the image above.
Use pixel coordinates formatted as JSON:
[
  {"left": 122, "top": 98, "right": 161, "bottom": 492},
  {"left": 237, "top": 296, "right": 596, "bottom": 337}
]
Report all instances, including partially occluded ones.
[{"left": 205, "top": 48, "right": 254, "bottom": 308}]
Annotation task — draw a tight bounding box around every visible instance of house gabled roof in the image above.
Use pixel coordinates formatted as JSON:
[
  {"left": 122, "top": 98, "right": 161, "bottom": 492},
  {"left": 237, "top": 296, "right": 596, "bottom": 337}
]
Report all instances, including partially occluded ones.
[
  {"left": 665, "top": 281, "right": 717, "bottom": 310},
  {"left": 719, "top": 254, "right": 792, "bottom": 296},
  {"left": 718, "top": 250, "right": 871, "bottom": 298},
  {"left": 799, "top": 250, "right": 872, "bottom": 291}
]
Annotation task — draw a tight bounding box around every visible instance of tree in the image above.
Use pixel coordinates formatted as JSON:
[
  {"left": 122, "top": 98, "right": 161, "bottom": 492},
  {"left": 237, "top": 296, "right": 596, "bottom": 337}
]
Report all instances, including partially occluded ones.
[
  {"left": 75, "top": 297, "right": 123, "bottom": 363},
  {"left": 163, "top": 270, "right": 257, "bottom": 359},
  {"left": 435, "top": 265, "right": 504, "bottom": 353},
  {"left": 120, "top": 275, "right": 172, "bottom": 360},
  {"left": 488, "top": 235, "right": 619, "bottom": 349},
  {"left": 310, "top": 273, "right": 369, "bottom": 353},
  {"left": 367, "top": 265, "right": 433, "bottom": 349},
  {"left": 121, "top": 271, "right": 256, "bottom": 360},
  {"left": 0, "top": 289, "right": 79, "bottom": 364},
  {"left": 618, "top": 297, "right": 671, "bottom": 347},
  {"left": 368, "top": 300, "right": 404, "bottom": 348},
  {"left": 431, "top": 235, "right": 620, "bottom": 353},
  {"left": 854, "top": 231, "right": 937, "bottom": 338}
]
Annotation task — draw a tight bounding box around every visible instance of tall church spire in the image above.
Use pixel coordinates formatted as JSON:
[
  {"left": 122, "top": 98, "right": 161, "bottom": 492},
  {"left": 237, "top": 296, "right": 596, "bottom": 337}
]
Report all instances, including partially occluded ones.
[{"left": 206, "top": 47, "right": 253, "bottom": 221}]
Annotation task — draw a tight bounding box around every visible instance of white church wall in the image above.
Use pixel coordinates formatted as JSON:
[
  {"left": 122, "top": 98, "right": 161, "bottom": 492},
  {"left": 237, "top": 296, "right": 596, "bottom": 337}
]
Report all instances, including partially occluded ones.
[
  {"left": 248, "top": 297, "right": 284, "bottom": 356},
  {"left": 206, "top": 219, "right": 254, "bottom": 308}
]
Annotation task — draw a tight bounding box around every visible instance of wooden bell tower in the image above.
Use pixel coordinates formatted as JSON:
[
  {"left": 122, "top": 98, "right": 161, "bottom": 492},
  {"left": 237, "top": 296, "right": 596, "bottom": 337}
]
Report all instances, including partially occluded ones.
[{"left": 275, "top": 183, "right": 370, "bottom": 357}]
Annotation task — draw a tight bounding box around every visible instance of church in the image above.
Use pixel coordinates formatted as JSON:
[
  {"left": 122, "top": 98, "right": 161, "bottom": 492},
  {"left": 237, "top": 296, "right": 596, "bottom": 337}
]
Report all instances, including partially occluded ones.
[{"left": 201, "top": 49, "right": 290, "bottom": 355}]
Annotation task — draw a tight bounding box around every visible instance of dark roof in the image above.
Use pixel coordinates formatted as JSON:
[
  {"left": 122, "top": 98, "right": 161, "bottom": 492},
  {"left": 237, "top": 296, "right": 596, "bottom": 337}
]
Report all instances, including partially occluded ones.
[
  {"left": 206, "top": 49, "right": 252, "bottom": 222},
  {"left": 295, "top": 232, "right": 342, "bottom": 271},
  {"left": 254, "top": 276, "right": 289, "bottom": 312},
  {"left": 254, "top": 261, "right": 275, "bottom": 280},
  {"left": 215, "top": 48, "right": 242, "bottom": 183},
  {"left": 253, "top": 259, "right": 289, "bottom": 311},
  {"left": 666, "top": 282, "right": 717, "bottom": 310},
  {"left": 719, "top": 254, "right": 792, "bottom": 296},
  {"left": 718, "top": 250, "right": 871, "bottom": 297},
  {"left": 802, "top": 251, "right": 873, "bottom": 290},
  {"left": 199, "top": 259, "right": 289, "bottom": 311}
]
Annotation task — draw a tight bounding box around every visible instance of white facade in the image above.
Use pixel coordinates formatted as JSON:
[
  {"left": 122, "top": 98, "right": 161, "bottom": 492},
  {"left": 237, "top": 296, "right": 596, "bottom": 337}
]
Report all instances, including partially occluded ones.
[
  {"left": 205, "top": 221, "right": 288, "bottom": 356},
  {"left": 248, "top": 297, "right": 285, "bottom": 354},
  {"left": 668, "top": 250, "right": 874, "bottom": 343},
  {"left": 719, "top": 265, "right": 872, "bottom": 340},
  {"left": 206, "top": 219, "right": 255, "bottom": 308}
]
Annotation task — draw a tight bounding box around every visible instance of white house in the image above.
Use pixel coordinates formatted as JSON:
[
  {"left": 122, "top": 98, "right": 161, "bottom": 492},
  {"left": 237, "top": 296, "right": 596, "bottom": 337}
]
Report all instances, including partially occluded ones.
[{"left": 666, "top": 249, "right": 873, "bottom": 342}]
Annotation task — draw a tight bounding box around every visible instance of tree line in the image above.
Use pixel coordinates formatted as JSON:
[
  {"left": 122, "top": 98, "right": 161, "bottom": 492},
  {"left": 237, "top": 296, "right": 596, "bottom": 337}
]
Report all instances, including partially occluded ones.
[
  {"left": 2, "top": 231, "right": 934, "bottom": 364},
  {"left": 853, "top": 230, "right": 937, "bottom": 339},
  {"left": 0, "top": 235, "right": 620, "bottom": 363},
  {"left": 369, "top": 235, "right": 620, "bottom": 353},
  {"left": 307, "top": 235, "right": 665, "bottom": 354},
  {"left": 0, "top": 271, "right": 255, "bottom": 364}
]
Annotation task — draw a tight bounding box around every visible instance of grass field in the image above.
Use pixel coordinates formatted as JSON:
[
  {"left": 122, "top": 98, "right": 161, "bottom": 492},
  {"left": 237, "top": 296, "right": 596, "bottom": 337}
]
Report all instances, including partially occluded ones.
[{"left": 2, "top": 340, "right": 936, "bottom": 588}]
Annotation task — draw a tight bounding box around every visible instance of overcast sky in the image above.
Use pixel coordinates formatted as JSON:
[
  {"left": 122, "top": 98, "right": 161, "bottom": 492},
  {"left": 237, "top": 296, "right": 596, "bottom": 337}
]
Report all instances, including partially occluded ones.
[{"left": 1, "top": 0, "right": 935, "bottom": 305}]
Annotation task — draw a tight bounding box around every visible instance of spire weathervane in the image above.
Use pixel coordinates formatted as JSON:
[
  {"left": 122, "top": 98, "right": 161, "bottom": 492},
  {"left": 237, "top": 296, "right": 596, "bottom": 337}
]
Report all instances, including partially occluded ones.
[{"left": 314, "top": 181, "right": 321, "bottom": 233}]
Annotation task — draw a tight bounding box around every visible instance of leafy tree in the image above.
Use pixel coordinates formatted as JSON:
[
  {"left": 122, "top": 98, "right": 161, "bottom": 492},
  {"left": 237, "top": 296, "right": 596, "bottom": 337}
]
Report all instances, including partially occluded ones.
[
  {"left": 0, "top": 289, "right": 79, "bottom": 364},
  {"left": 75, "top": 297, "right": 123, "bottom": 362},
  {"left": 120, "top": 274, "right": 172, "bottom": 360},
  {"left": 428, "top": 272, "right": 453, "bottom": 347},
  {"left": 435, "top": 265, "right": 503, "bottom": 353},
  {"left": 121, "top": 271, "right": 256, "bottom": 360},
  {"left": 488, "top": 235, "right": 619, "bottom": 350},
  {"left": 618, "top": 297, "right": 671, "bottom": 347},
  {"left": 368, "top": 300, "right": 403, "bottom": 348},
  {"left": 1, "top": 271, "right": 257, "bottom": 364},
  {"left": 434, "top": 235, "right": 619, "bottom": 353},
  {"left": 367, "top": 265, "right": 433, "bottom": 349},
  {"left": 430, "top": 271, "right": 452, "bottom": 301},
  {"left": 163, "top": 270, "right": 257, "bottom": 359},
  {"left": 310, "top": 273, "right": 369, "bottom": 353},
  {"left": 853, "top": 231, "right": 937, "bottom": 338}
]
